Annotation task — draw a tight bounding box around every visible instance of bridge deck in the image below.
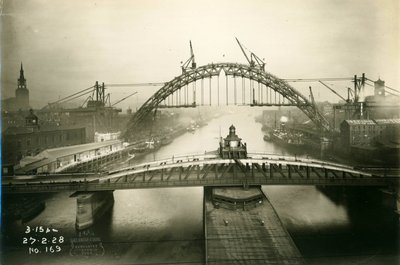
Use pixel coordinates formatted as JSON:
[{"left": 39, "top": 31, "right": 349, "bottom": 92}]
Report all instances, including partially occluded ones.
[
  {"left": 204, "top": 187, "right": 304, "bottom": 265},
  {"left": 3, "top": 153, "right": 397, "bottom": 194}
]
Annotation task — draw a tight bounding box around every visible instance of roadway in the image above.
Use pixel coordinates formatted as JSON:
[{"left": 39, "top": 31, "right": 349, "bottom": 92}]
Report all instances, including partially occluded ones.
[{"left": 3, "top": 153, "right": 398, "bottom": 194}]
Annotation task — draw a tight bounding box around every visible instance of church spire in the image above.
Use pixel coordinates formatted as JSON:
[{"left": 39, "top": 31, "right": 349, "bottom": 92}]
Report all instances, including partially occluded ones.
[
  {"left": 19, "top": 62, "right": 25, "bottom": 81},
  {"left": 17, "top": 62, "right": 27, "bottom": 91},
  {"left": 16, "top": 61, "right": 29, "bottom": 110}
]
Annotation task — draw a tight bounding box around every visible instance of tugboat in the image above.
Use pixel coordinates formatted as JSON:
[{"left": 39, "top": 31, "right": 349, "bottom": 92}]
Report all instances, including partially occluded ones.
[
  {"left": 160, "top": 135, "right": 173, "bottom": 146},
  {"left": 187, "top": 125, "right": 196, "bottom": 133},
  {"left": 130, "top": 137, "right": 161, "bottom": 154},
  {"left": 130, "top": 142, "right": 148, "bottom": 153},
  {"left": 263, "top": 132, "right": 271, "bottom": 141}
]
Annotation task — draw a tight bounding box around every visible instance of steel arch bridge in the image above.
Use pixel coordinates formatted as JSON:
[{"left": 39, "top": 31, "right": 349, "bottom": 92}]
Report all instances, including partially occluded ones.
[{"left": 124, "top": 63, "right": 330, "bottom": 140}]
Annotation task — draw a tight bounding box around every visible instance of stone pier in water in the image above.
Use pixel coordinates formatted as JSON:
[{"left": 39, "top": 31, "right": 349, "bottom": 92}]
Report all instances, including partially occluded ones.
[
  {"left": 204, "top": 186, "right": 304, "bottom": 265},
  {"left": 73, "top": 191, "right": 115, "bottom": 230}
]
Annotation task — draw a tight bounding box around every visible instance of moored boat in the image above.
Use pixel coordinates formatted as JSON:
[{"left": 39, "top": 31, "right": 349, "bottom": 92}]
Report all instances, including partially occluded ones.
[{"left": 266, "top": 129, "right": 305, "bottom": 149}]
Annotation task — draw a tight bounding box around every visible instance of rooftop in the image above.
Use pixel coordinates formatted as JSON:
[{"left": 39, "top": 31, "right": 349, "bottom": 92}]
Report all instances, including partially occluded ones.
[
  {"left": 18, "top": 140, "right": 122, "bottom": 172},
  {"left": 3, "top": 124, "right": 84, "bottom": 135},
  {"left": 344, "top": 119, "right": 400, "bottom": 126},
  {"left": 374, "top": 119, "right": 400, "bottom": 125},
  {"left": 39, "top": 139, "right": 122, "bottom": 159},
  {"left": 344, "top": 120, "right": 376, "bottom": 125}
]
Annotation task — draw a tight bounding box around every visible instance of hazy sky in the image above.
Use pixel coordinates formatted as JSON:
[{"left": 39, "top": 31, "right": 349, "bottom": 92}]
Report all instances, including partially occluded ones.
[{"left": 1, "top": 0, "right": 399, "bottom": 110}]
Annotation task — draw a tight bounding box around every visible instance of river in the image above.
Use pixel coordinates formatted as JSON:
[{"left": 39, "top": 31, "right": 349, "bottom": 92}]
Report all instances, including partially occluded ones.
[{"left": 2, "top": 110, "right": 399, "bottom": 265}]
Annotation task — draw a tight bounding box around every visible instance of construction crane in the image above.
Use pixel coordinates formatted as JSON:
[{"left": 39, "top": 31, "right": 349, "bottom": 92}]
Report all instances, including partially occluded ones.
[
  {"left": 235, "top": 37, "right": 265, "bottom": 71},
  {"left": 318, "top": 80, "right": 348, "bottom": 102},
  {"left": 309, "top": 86, "right": 316, "bottom": 108},
  {"left": 352, "top": 74, "right": 365, "bottom": 103},
  {"left": 44, "top": 85, "right": 95, "bottom": 109},
  {"left": 181, "top": 41, "right": 196, "bottom": 73},
  {"left": 347, "top": 87, "right": 355, "bottom": 102},
  {"left": 111, "top": 91, "right": 138, "bottom": 107}
]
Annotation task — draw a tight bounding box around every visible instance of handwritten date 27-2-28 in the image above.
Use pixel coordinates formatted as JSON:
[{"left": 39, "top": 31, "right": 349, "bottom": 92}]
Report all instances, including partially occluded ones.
[{"left": 23, "top": 226, "right": 64, "bottom": 254}]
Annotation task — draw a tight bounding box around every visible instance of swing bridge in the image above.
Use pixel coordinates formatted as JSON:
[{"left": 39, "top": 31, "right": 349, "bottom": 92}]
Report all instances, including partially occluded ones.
[{"left": 3, "top": 152, "right": 398, "bottom": 194}]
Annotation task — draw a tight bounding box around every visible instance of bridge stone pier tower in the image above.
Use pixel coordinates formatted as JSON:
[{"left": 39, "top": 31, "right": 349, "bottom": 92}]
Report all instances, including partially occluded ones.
[{"left": 73, "top": 191, "right": 115, "bottom": 230}]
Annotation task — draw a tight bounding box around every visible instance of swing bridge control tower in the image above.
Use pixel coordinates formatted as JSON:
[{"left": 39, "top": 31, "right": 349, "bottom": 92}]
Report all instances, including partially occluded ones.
[{"left": 219, "top": 125, "right": 247, "bottom": 159}]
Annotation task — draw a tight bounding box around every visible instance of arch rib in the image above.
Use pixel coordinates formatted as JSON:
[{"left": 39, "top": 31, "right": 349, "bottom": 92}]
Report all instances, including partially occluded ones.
[{"left": 124, "top": 63, "right": 330, "bottom": 140}]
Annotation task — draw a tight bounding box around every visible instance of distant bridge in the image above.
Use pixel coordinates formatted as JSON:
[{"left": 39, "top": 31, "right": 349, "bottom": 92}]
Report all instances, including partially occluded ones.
[
  {"left": 4, "top": 153, "right": 397, "bottom": 194},
  {"left": 124, "top": 63, "right": 330, "bottom": 140}
]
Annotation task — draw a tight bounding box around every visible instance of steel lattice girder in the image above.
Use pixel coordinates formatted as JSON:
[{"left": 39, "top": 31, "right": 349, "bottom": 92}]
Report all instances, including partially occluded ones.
[
  {"left": 3, "top": 161, "right": 393, "bottom": 194},
  {"left": 124, "top": 63, "right": 330, "bottom": 139}
]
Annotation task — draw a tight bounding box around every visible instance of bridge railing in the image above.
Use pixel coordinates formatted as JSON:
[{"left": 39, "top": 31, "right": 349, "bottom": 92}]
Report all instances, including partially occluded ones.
[
  {"left": 247, "top": 152, "right": 355, "bottom": 170},
  {"left": 108, "top": 152, "right": 219, "bottom": 175},
  {"left": 102, "top": 154, "right": 375, "bottom": 183},
  {"left": 4, "top": 175, "right": 399, "bottom": 194},
  {"left": 4, "top": 152, "right": 388, "bottom": 183}
]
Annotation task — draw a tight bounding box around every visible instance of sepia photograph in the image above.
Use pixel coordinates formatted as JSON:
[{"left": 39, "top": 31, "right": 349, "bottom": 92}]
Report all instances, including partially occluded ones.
[{"left": 1, "top": 0, "right": 399, "bottom": 264}]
